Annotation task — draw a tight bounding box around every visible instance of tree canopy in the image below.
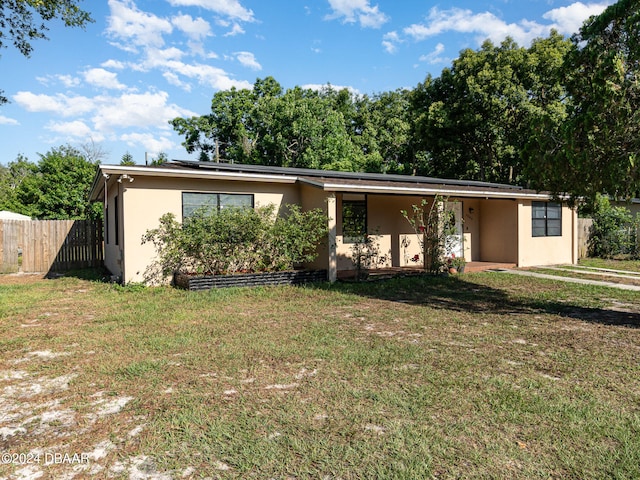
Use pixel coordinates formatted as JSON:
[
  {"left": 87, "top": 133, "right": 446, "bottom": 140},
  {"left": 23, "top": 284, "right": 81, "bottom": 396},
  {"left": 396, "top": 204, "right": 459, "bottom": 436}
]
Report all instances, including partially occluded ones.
[
  {"left": 0, "top": 0, "right": 93, "bottom": 104},
  {"left": 171, "top": 32, "right": 572, "bottom": 186},
  {"left": 0, "top": 145, "right": 100, "bottom": 219},
  {"left": 527, "top": 0, "right": 640, "bottom": 205}
]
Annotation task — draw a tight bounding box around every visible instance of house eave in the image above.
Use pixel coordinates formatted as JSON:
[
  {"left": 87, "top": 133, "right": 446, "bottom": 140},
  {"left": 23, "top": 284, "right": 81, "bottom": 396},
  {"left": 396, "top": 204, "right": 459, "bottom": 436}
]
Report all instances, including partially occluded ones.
[
  {"left": 89, "top": 165, "right": 299, "bottom": 202},
  {"left": 306, "top": 181, "right": 555, "bottom": 200}
]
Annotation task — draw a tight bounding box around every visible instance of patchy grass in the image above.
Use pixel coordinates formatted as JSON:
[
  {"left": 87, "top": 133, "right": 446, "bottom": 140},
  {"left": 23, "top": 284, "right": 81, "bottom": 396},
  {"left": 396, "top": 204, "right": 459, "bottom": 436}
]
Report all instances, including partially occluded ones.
[
  {"left": 0, "top": 271, "right": 639, "bottom": 478},
  {"left": 579, "top": 257, "right": 640, "bottom": 273}
]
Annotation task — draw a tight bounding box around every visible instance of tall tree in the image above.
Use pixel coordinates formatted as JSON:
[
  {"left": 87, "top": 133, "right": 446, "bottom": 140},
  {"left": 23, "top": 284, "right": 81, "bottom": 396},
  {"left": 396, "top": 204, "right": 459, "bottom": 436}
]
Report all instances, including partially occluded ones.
[
  {"left": 527, "top": 0, "right": 640, "bottom": 205},
  {"left": 0, "top": 0, "right": 93, "bottom": 105},
  {"left": 0, "top": 154, "right": 37, "bottom": 212},
  {"left": 414, "top": 33, "right": 571, "bottom": 184},
  {"left": 13, "top": 145, "right": 99, "bottom": 219}
]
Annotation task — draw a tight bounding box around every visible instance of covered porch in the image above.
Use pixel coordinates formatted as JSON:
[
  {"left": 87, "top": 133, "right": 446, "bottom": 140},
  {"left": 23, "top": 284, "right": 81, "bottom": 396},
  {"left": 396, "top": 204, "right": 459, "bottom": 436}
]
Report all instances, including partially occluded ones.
[{"left": 297, "top": 174, "right": 577, "bottom": 282}]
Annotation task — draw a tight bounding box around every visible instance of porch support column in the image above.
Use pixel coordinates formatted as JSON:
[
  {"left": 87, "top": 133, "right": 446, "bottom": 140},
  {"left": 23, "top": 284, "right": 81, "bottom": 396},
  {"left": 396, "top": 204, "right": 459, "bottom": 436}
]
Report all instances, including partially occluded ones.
[{"left": 327, "top": 193, "right": 337, "bottom": 282}]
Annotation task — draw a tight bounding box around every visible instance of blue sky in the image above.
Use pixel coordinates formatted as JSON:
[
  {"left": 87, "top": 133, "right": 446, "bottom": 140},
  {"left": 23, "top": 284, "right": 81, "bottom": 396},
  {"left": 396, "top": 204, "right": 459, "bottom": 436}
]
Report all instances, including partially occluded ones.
[{"left": 0, "top": 0, "right": 614, "bottom": 166}]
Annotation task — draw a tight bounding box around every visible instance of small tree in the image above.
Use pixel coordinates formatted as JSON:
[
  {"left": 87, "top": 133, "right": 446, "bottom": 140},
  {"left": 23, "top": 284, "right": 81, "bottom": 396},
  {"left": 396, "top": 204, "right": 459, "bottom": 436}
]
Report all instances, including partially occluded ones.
[
  {"left": 120, "top": 152, "right": 135, "bottom": 165},
  {"left": 401, "top": 195, "right": 458, "bottom": 274},
  {"left": 349, "top": 233, "right": 388, "bottom": 281},
  {"left": 588, "top": 195, "right": 639, "bottom": 258}
]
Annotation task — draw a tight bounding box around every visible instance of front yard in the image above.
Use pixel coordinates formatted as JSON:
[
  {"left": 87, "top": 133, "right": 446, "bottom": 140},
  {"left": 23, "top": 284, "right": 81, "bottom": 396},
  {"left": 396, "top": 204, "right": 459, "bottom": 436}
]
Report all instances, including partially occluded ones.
[{"left": 0, "top": 270, "right": 639, "bottom": 478}]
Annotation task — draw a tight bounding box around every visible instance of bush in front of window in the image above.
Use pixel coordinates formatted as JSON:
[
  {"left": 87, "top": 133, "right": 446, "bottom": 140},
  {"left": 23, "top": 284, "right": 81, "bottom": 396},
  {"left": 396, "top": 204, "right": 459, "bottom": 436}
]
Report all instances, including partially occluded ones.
[{"left": 142, "top": 204, "right": 328, "bottom": 282}]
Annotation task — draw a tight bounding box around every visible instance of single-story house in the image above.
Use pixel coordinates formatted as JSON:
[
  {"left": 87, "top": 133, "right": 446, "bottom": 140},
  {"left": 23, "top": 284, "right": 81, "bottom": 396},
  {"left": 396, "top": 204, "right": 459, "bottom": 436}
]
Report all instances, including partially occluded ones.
[{"left": 88, "top": 161, "right": 578, "bottom": 284}]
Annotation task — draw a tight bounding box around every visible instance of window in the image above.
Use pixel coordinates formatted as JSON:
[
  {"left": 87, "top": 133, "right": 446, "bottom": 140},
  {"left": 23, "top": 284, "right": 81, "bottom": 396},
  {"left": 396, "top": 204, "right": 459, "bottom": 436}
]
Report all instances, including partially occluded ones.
[
  {"left": 342, "top": 194, "right": 367, "bottom": 243},
  {"left": 532, "top": 202, "right": 562, "bottom": 237},
  {"left": 114, "top": 195, "right": 119, "bottom": 246},
  {"left": 182, "top": 192, "right": 254, "bottom": 219}
]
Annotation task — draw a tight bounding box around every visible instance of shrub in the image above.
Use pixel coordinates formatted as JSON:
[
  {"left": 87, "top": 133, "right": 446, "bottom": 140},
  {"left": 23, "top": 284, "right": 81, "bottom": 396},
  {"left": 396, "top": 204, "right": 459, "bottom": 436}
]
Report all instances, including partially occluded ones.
[
  {"left": 401, "top": 195, "right": 458, "bottom": 274},
  {"left": 142, "top": 203, "right": 328, "bottom": 283},
  {"left": 588, "top": 195, "right": 639, "bottom": 258}
]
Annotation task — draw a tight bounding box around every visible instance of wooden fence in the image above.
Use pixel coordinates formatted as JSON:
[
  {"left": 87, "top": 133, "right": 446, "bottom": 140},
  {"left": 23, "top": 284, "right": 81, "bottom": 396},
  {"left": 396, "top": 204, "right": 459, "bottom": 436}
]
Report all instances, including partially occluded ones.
[
  {"left": 577, "top": 218, "right": 593, "bottom": 259},
  {"left": 0, "top": 220, "right": 103, "bottom": 274}
]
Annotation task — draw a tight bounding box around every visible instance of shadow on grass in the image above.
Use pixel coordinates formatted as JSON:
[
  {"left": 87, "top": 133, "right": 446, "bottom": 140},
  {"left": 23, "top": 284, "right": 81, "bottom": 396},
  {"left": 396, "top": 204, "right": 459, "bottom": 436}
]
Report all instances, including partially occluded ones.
[
  {"left": 313, "top": 274, "right": 640, "bottom": 328},
  {"left": 45, "top": 267, "right": 114, "bottom": 283}
]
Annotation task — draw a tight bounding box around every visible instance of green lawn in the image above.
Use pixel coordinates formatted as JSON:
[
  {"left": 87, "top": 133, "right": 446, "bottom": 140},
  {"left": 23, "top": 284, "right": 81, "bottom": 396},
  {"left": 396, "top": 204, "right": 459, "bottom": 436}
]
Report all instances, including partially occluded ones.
[
  {"left": 579, "top": 257, "right": 640, "bottom": 272},
  {"left": 0, "top": 270, "right": 639, "bottom": 478}
]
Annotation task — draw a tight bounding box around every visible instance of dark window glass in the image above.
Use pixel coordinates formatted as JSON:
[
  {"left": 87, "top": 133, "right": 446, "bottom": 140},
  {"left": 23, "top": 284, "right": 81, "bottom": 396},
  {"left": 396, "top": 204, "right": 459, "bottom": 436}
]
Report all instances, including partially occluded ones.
[
  {"left": 182, "top": 192, "right": 253, "bottom": 219},
  {"left": 342, "top": 195, "right": 367, "bottom": 243},
  {"left": 114, "top": 195, "right": 119, "bottom": 246},
  {"left": 532, "top": 202, "right": 562, "bottom": 237}
]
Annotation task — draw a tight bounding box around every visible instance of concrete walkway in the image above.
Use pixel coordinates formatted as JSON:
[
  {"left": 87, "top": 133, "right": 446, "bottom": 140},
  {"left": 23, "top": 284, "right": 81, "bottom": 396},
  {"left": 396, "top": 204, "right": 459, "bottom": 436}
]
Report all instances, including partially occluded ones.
[
  {"left": 543, "top": 266, "right": 640, "bottom": 281},
  {"left": 497, "top": 269, "right": 640, "bottom": 292}
]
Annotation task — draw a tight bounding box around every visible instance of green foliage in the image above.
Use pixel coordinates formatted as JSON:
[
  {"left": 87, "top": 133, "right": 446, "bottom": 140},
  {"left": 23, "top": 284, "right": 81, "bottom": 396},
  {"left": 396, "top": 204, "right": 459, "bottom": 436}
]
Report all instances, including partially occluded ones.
[
  {"left": 0, "top": 146, "right": 99, "bottom": 219},
  {"left": 120, "top": 152, "right": 135, "bottom": 165},
  {"left": 142, "top": 204, "right": 329, "bottom": 282},
  {"left": 149, "top": 151, "right": 168, "bottom": 166},
  {"left": 349, "top": 234, "right": 389, "bottom": 281},
  {"left": 415, "top": 33, "right": 572, "bottom": 184},
  {"left": 527, "top": 0, "right": 640, "bottom": 205},
  {"left": 588, "top": 195, "right": 639, "bottom": 259},
  {"left": 401, "top": 196, "right": 458, "bottom": 274},
  {"left": 171, "top": 77, "right": 415, "bottom": 173}
]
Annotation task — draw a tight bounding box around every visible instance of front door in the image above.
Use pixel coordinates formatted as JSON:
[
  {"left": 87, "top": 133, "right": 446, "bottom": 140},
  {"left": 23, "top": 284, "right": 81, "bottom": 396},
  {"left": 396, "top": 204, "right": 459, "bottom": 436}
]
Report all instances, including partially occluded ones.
[{"left": 445, "top": 201, "right": 463, "bottom": 258}]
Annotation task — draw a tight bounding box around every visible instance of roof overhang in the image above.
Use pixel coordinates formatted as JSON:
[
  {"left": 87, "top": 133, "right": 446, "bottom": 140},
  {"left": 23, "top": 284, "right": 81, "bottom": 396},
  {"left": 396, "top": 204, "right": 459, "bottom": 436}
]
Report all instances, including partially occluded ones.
[
  {"left": 88, "top": 164, "right": 299, "bottom": 202},
  {"left": 89, "top": 162, "right": 556, "bottom": 203}
]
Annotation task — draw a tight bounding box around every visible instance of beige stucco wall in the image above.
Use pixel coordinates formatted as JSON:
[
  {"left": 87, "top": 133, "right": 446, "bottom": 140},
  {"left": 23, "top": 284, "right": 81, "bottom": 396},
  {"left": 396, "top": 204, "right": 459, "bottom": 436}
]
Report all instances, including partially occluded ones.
[
  {"left": 517, "top": 201, "right": 576, "bottom": 267},
  {"left": 478, "top": 199, "right": 519, "bottom": 263},
  {"left": 334, "top": 194, "right": 426, "bottom": 271},
  {"left": 118, "top": 176, "right": 301, "bottom": 284},
  {"left": 103, "top": 179, "right": 123, "bottom": 278}
]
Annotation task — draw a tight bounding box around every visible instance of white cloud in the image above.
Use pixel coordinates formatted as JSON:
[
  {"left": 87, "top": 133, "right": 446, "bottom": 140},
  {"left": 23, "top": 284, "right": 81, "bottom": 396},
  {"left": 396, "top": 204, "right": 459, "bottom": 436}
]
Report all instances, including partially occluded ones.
[
  {"left": 224, "top": 23, "right": 245, "bottom": 37},
  {"left": 46, "top": 120, "right": 99, "bottom": 140},
  {"left": 91, "top": 91, "right": 193, "bottom": 131},
  {"left": 13, "top": 90, "right": 196, "bottom": 142},
  {"left": 419, "top": 43, "right": 447, "bottom": 65},
  {"left": 0, "top": 115, "right": 19, "bottom": 126},
  {"left": 107, "top": 0, "right": 173, "bottom": 50},
  {"left": 172, "top": 14, "right": 212, "bottom": 41},
  {"left": 382, "top": 31, "right": 401, "bottom": 54},
  {"left": 402, "top": 2, "right": 613, "bottom": 49},
  {"left": 36, "top": 74, "right": 81, "bottom": 87},
  {"left": 326, "top": 0, "right": 389, "bottom": 29},
  {"left": 83, "top": 68, "right": 126, "bottom": 90},
  {"left": 101, "top": 59, "right": 126, "bottom": 70},
  {"left": 163, "top": 72, "right": 192, "bottom": 91},
  {"left": 543, "top": 2, "right": 613, "bottom": 34},
  {"left": 120, "top": 132, "right": 176, "bottom": 154},
  {"left": 142, "top": 47, "right": 186, "bottom": 69},
  {"left": 160, "top": 60, "right": 253, "bottom": 90},
  {"left": 13, "top": 92, "right": 95, "bottom": 117},
  {"left": 167, "top": 0, "right": 255, "bottom": 22},
  {"left": 235, "top": 51, "right": 262, "bottom": 71}
]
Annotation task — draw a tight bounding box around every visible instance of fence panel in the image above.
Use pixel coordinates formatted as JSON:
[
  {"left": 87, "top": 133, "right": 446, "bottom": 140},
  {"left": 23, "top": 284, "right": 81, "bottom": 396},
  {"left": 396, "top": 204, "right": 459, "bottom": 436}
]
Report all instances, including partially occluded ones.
[
  {"left": 577, "top": 218, "right": 593, "bottom": 259},
  {"left": 0, "top": 219, "right": 103, "bottom": 274}
]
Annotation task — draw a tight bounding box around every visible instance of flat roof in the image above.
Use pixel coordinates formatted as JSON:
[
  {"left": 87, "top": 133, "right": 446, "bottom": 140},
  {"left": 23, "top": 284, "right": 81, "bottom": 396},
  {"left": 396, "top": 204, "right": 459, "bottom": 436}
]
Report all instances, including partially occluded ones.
[
  {"left": 89, "top": 160, "right": 552, "bottom": 201},
  {"left": 169, "top": 159, "right": 524, "bottom": 191}
]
